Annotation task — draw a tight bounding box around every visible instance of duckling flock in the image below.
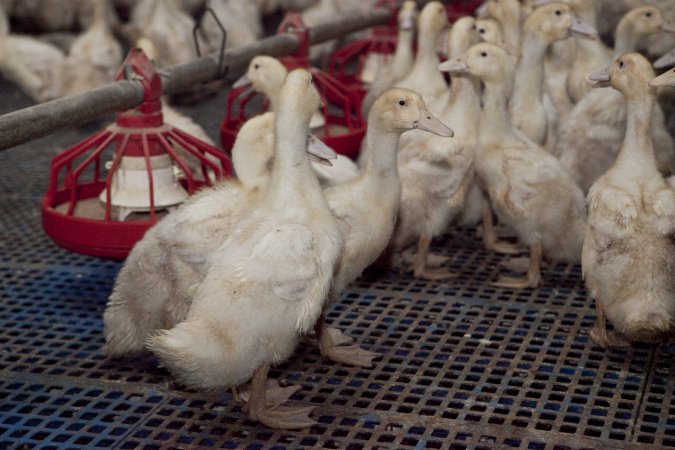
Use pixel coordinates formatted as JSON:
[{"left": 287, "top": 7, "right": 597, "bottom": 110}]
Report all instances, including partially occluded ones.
[{"left": 5, "top": 0, "right": 675, "bottom": 431}]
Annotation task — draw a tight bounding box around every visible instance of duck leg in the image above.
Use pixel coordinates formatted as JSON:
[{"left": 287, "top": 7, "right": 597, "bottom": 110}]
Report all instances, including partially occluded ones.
[
  {"left": 316, "top": 315, "right": 380, "bottom": 368},
  {"left": 401, "top": 248, "right": 450, "bottom": 268},
  {"left": 589, "top": 299, "right": 630, "bottom": 349},
  {"left": 412, "top": 233, "right": 456, "bottom": 280},
  {"left": 235, "top": 379, "right": 301, "bottom": 406},
  {"left": 492, "top": 242, "right": 542, "bottom": 289},
  {"left": 247, "top": 364, "right": 317, "bottom": 430},
  {"left": 481, "top": 205, "right": 525, "bottom": 255}
]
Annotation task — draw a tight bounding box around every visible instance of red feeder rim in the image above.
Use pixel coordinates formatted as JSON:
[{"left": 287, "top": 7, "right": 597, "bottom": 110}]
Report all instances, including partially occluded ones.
[
  {"left": 42, "top": 48, "right": 233, "bottom": 260},
  {"left": 327, "top": 0, "right": 399, "bottom": 96},
  {"left": 445, "top": 0, "right": 484, "bottom": 22},
  {"left": 219, "top": 13, "right": 366, "bottom": 160}
]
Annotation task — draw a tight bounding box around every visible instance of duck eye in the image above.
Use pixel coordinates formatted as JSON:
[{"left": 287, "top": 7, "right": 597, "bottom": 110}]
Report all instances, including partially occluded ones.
[
  {"left": 555, "top": 10, "right": 561, "bottom": 16},
  {"left": 619, "top": 60, "right": 624, "bottom": 69},
  {"left": 645, "top": 11, "right": 652, "bottom": 17},
  {"left": 398, "top": 99, "right": 406, "bottom": 106},
  {"left": 481, "top": 51, "right": 488, "bottom": 57},
  {"left": 253, "top": 64, "right": 260, "bottom": 69},
  {"left": 479, "top": 28, "right": 485, "bottom": 33}
]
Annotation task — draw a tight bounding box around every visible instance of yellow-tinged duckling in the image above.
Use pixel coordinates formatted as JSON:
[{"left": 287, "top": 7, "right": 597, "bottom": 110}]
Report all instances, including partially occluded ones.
[
  {"left": 583, "top": 53, "right": 675, "bottom": 348},
  {"left": 316, "top": 88, "right": 453, "bottom": 365},
  {"left": 556, "top": 5, "right": 675, "bottom": 192},
  {"left": 509, "top": 2, "right": 597, "bottom": 148},
  {"left": 146, "top": 69, "right": 342, "bottom": 429},
  {"left": 455, "top": 43, "right": 586, "bottom": 288},
  {"left": 102, "top": 103, "right": 334, "bottom": 359},
  {"left": 0, "top": 4, "right": 66, "bottom": 102},
  {"left": 395, "top": 1, "right": 448, "bottom": 108},
  {"left": 387, "top": 16, "right": 478, "bottom": 280}
]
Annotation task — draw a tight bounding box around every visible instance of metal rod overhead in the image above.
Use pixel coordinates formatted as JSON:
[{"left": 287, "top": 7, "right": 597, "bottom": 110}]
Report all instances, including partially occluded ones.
[{"left": 0, "top": 9, "right": 391, "bottom": 152}]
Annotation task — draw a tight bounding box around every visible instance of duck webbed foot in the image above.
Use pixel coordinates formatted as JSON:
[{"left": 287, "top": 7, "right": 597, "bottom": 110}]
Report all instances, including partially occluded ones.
[
  {"left": 492, "top": 242, "right": 542, "bottom": 289},
  {"left": 401, "top": 248, "right": 450, "bottom": 268},
  {"left": 236, "top": 378, "right": 301, "bottom": 406},
  {"left": 319, "top": 327, "right": 381, "bottom": 368},
  {"left": 247, "top": 365, "right": 317, "bottom": 430},
  {"left": 411, "top": 233, "right": 457, "bottom": 280}
]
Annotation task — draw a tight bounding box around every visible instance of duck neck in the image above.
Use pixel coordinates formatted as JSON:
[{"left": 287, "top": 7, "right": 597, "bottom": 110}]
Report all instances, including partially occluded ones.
[
  {"left": 267, "top": 112, "right": 320, "bottom": 200},
  {"left": 497, "top": 8, "right": 521, "bottom": 51},
  {"left": 512, "top": 34, "right": 547, "bottom": 105},
  {"left": 415, "top": 22, "right": 441, "bottom": 70},
  {"left": 614, "top": 20, "right": 640, "bottom": 56},
  {"left": 267, "top": 91, "right": 280, "bottom": 112},
  {"left": 480, "top": 80, "right": 515, "bottom": 146},
  {"left": 391, "top": 29, "right": 414, "bottom": 78},
  {"left": 363, "top": 122, "right": 401, "bottom": 183},
  {"left": 614, "top": 87, "right": 657, "bottom": 170}
]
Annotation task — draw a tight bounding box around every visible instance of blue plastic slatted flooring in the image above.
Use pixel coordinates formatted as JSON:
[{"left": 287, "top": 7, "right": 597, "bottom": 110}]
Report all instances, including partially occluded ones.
[{"left": 1, "top": 79, "right": 674, "bottom": 449}]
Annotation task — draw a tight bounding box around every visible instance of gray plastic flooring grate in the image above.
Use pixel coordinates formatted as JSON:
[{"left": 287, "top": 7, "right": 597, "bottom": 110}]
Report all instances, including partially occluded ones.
[{"left": 1, "top": 77, "right": 674, "bottom": 449}]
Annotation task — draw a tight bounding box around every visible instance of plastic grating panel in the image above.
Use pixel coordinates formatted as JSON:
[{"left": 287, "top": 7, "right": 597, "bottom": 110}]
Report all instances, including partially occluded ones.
[{"left": 1, "top": 78, "right": 674, "bottom": 449}]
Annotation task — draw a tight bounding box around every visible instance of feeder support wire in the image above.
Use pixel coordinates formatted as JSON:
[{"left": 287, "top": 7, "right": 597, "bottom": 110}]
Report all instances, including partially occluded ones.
[{"left": 0, "top": 9, "right": 391, "bottom": 152}]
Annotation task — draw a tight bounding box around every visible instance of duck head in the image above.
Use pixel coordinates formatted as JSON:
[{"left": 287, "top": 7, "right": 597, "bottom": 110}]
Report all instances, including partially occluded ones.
[
  {"left": 419, "top": 1, "right": 449, "bottom": 36},
  {"left": 448, "top": 16, "right": 478, "bottom": 60},
  {"left": 618, "top": 6, "right": 675, "bottom": 40},
  {"left": 370, "top": 88, "right": 454, "bottom": 137},
  {"left": 588, "top": 52, "right": 655, "bottom": 99},
  {"left": 649, "top": 67, "right": 675, "bottom": 88},
  {"left": 524, "top": 2, "right": 597, "bottom": 41},
  {"left": 233, "top": 55, "right": 287, "bottom": 96},
  {"left": 474, "top": 18, "right": 519, "bottom": 55},
  {"left": 484, "top": 0, "right": 521, "bottom": 23},
  {"left": 439, "top": 42, "right": 515, "bottom": 87}
]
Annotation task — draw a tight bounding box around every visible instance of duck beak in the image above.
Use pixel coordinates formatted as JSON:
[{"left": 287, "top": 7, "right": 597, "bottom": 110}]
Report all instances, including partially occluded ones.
[
  {"left": 414, "top": 108, "right": 454, "bottom": 137},
  {"left": 650, "top": 68, "right": 675, "bottom": 87},
  {"left": 476, "top": 1, "right": 489, "bottom": 19},
  {"left": 306, "top": 134, "right": 337, "bottom": 166},
  {"left": 654, "top": 48, "right": 675, "bottom": 69},
  {"left": 660, "top": 20, "right": 675, "bottom": 34},
  {"left": 569, "top": 16, "right": 598, "bottom": 40},
  {"left": 588, "top": 68, "right": 610, "bottom": 88},
  {"left": 232, "top": 73, "right": 251, "bottom": 88},
  {"left": 438, "top": 58, "right": 469, "bottom": 74}
]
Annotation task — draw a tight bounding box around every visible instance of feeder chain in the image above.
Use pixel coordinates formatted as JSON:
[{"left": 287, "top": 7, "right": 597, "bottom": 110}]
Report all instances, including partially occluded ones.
[{"left": 192, "top": 0, "right": 229, "bottom": 79}]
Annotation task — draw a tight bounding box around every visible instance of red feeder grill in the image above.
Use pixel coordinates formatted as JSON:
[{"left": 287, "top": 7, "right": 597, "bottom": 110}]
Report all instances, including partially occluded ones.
[
  {"left": 42, "top": 48, "right": 233, "bottom": 260},
  {"left": 327, "top": 0, "right": 399, "bottom": 98},
  {"left": 219, "top": 13, "right": 366, "bottom": 160}
]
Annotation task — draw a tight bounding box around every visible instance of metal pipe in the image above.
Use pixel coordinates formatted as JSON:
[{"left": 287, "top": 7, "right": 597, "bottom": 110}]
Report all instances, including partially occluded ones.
[{"left": 0, "top": 9, "right": 392, "bottom": 152}]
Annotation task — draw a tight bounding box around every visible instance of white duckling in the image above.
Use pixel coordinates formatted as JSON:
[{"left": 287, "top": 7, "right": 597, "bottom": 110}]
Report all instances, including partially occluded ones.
[
  {"left": 454, "top": 43, "right": 586, "bottom": 288},
  {"left": 475, "top": 18, "right": 516, "bottom": 53},
  {"left": 62, "top": 0, "right": 123, "bottom": 96},
  {"left": 509, "top": 2, "right": 597, "bottom": 148},
  {"left": 654, "top": 45, "right": 675, "bottom": 69},
  {"left": 361, "top": 1, "right": 418, "bottom": 117},
  {"left": 0, "top": 4, "right": 67, "bottom": 102},
  {"left": 129, "top": 0, "right": 197, "bottom": 68},
  {"left": 395, "top": 1, "right": 449, "bottom": 108},
  {"left": 103, "top": 105, "right": 335, "bottom": 358},
  {"left": 557, "top": 5, "right": 675, "bottom": 192},
  {"left": 146, "top": 69, "right": 342, "bottom": 430},
  {"left": 234, "top": 55, "right": 359, "bottom": 186},
  {"left": 316, "top": 88, "right": 453, "bottom": 365},
  {"left": 390, "top": 16, "right": 479, "bottom": 280},
  {"left": 583, "top": 53, "right": 675, "bottom": 348}
]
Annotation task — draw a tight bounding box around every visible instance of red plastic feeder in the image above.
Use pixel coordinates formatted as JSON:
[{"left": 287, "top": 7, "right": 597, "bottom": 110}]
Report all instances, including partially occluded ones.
[
  {"left": 445, "top": 0, "right": 484, "bottom": 22},
  {"left": 42, "top": 48, "right": 233, "bottom": 259},
  {"left": 327, "top": 0, "right": 399, "bottom": 99},
  {"left": 219, "top": 13, "right": 366, "bottom": 160}
]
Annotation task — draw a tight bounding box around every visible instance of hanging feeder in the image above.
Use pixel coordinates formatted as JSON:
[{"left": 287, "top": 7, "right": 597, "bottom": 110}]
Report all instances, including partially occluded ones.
[
  {"left": 219, "top": 13, "right": 366, "bottom": 160},
  {"left": 41, "top": 48, "right": 232, "bottom": 259},
  {"left": 327, "top": 0, "right": 399, "bottom": 98}
]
